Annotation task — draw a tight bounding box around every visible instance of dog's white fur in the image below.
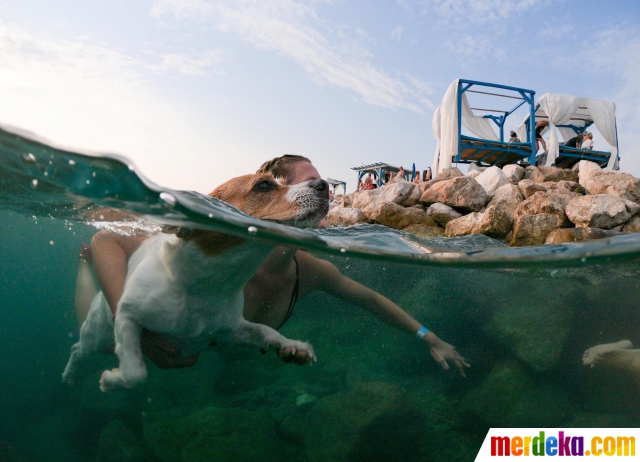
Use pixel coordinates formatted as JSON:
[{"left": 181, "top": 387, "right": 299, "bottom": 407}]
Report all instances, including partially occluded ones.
[{"left": 63, "top": 175, "right": 328, "bottom": 391}]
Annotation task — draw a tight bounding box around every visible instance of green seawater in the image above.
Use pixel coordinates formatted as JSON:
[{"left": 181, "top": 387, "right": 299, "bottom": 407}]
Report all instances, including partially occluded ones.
[{"left": 1, "top": 125, "right": 640, "bottom": 461}]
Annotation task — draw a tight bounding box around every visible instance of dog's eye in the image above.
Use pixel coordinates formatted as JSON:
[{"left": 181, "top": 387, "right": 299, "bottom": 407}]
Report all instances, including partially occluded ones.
[{"left": 254, "top": 180, "right": 274, "bottom": 192}]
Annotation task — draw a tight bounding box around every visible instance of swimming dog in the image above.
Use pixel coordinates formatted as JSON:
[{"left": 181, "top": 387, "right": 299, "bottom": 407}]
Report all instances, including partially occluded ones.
[{"left": 62, "top": 173, "right": 329, "bottom": 391}]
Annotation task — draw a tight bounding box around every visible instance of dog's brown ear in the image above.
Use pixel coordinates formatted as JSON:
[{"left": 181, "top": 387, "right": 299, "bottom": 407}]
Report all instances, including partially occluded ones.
[{"left": 209, "top": 185, "right": 225, "bottom": 199}]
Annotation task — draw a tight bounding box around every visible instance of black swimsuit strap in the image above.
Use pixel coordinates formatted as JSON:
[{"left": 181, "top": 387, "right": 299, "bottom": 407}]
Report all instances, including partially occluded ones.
[{"left": 276, "top": 255, "right": 300, "bottom": 331}]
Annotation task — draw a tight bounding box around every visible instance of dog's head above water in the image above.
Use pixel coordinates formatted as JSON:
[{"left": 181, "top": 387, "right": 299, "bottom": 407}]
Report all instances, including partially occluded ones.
[{"left": 209, "top": 173, "right": 330, "bottom": 228}]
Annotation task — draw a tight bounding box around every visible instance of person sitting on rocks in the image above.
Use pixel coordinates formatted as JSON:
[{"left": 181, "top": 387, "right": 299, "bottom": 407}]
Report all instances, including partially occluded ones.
[
  {"left": 413, "top": 171, "right": 421, "bottom": 184},
  {"left": 424, "top": 167, "right": 432, "bottom": 181},
  {"left": 363, "top": 174, "right": 376, "bottom": 190},
  {"left": 508, "top": 131, "right": 520, "bottom": 143},
  {"left": 396, "top": 166, "right": 405, "bottom": 179}
]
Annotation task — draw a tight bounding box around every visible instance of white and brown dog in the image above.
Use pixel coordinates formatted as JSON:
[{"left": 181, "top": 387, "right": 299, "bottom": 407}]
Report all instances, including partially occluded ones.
[{"left": 62, "top": 173, "right": 329, "bottom": 391}]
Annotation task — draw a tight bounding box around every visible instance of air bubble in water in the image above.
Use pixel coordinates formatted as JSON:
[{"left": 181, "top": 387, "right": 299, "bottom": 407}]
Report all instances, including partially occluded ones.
[
  {"left": 248, "top": 226, "right": 258, "bottom": 234},
  {"left": 159, "top": 192, "right": 176, "bottom": 207},
  {"left": 86, "top": 180, "right": 90, "bottom": 185},
  {"left": 49, "top": 240, "right": 54, "bottom": 245},
  {"left": 208, "top": 213, "right": 213, "bottom": 218},
  {"left": 92, "top": 172, "right": 96, "bottom": 177},
  {"left": 22, "top": 153, "right": 36, "bottom": 163},
  {"left": 581, "top": 257, "right": 587, "bottom": 263},
  {"left": 340, "top": 248, "right": 347, "bottom": 253},
  {"left": 98, "top": 215, "right": 105, "bottom": 221},
  {"left": 31, "top": 179, "right": 38, "bottom": 188},
  {"left": 68, "top": 160, "right": 76, "bottom": 166},
  {"left": 43, "top": 171, "right": 48, "bottom": 177},
  {"left": 128, "top": 164, "right": 135, "bottom": 171}
]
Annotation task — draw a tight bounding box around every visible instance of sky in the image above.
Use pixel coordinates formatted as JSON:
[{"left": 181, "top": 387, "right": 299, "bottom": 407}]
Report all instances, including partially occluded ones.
[{"left": 1, "top": 0, "right": 639, "bottom": 194}]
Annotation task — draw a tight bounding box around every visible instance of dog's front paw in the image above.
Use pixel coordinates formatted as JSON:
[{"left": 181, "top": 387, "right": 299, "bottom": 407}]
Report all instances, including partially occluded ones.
[
  {"left": 275, "top": 340, "right": 317, "bottom": 365},
  {"left": 99, "top": 368, "right": 121, "bottom": 392}
]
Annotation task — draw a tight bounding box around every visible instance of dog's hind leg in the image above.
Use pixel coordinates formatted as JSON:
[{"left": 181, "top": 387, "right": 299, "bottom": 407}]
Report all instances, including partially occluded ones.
[
  {"left": 75, "top": 247, "right": 97, "bottom": 328},
  {"left": 228, "top": 320, "right": 316, "bottom": 363},
  {"left": 100, "top": 314, "right": 147, "bottom": 392}
]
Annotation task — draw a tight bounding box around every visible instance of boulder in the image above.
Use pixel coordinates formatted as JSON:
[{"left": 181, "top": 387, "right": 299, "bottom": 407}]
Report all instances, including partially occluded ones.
[
  {"left": 326, "top": 207, "right": 368, "bottom": 227},
  {"left": 538, "top": 166, "right": 578, "bottom": 182},
  {"left": 445, "top": 213, "right": 481, "bottom": 238},
  {"left": 290, "top": 382, "right": 432, "bottom": 462},
  {"left": 341, "top": 192, "right": 356, "bottom": 207},
  {"left": 542, "top": 180, "right": 586, "bottom": 195},
  {"left": 426, "top": 202, "right": 462, "bottom": 227},
  {"left": 517, "top": 179, "right": 547, "bottom": 198},
  {"left": 444, "top": 205, "right": 512, "bottom": 239},
  {"left": 514, "top": 191, "right": 571, "bottom": 227},
  {"left": 468, "top": 162, "right": 486, "bottom": 173},
  {"left": 458, "top": 362, "right": 572, "bottom": 427},
  {"left": 474, "top": 166, "right": 510, "bottom": 200},
  {"left": 578, "top": 160, "right": 605, "bottom": 187},
  {"left": 434, "top": 167, "right": 464, "bottom": 180},
  {"left": 465, "top": 170, "right": 481, "bottom": 179},
  {"left": 622, "top": 216, "right": 640, "bottom": 233},
  {"left": 363, "top": 202, "right": 437, "bottom": 229},
  {"left": 488, "top": 184, "right": 524, "bottom": 212},
  {"left": 545, "top": 227, "right": 621, "bottom": 244},
  {"left": 522, "top": 166, "right": 545, "bottom": 183},
  {"left": 389, "top": 175, "right": 411, "bottom": 184},
  {"left": 420, "top": 177, "right": 487, "bottom": 212},
  {"left": 565, "top": 194, "right": 640, "bottom": 229},
  {"left": 401, "top": 224, "right": 445, "bottom": 240},
  {"left": 352, "top": 182, "right": 415, "bottom": 210},
  {"left": 584, "top": 173, "right": 640, "bottom": 203},
  {"left": 402, "top": 184, "right": 423, "bottom": 207},
  {"left": 502, "top": 164, "right": 524, "bottom": 184},
  {"left": 510, "top": 214, "right": 558, "bottom": 246}
]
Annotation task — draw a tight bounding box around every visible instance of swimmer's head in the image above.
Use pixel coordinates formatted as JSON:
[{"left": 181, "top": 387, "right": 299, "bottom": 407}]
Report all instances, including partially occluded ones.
[{"left": 257, "top": 154, "right": 320, "bottom": 185}]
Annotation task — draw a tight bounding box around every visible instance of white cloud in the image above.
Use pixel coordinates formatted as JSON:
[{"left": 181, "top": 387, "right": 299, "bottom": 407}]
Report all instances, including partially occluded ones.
[
  {"left": 0, "top": 24, "right": 241, "bottom": 192},
  {"left": 390, "top": 25, "right": 403, "bottom": 41},
  {"left": 148, "top": 50, "right": 226, "bottom": 76},
  {"left": 418, "top": 0, "right": 544, "bottom": 25},
  {"left": 151, "top": 0, "right": 433, "bottom": 112}
]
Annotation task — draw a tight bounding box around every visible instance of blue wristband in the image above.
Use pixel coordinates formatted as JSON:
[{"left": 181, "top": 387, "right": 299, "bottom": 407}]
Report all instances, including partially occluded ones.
[{"left": 415, "top": 326, "right": 429, "bottom": 340}]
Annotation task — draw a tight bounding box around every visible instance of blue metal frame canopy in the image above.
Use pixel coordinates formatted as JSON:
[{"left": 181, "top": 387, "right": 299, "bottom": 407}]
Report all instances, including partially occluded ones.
[
  {"left": 454, "top": 79, "right": 537, "bottom": 167},
  {"left": 351, "top": 162, "right": 410, "bottom": 188},
  {"left": 326, "top": 178, "right": 347, "bottom": 195}
]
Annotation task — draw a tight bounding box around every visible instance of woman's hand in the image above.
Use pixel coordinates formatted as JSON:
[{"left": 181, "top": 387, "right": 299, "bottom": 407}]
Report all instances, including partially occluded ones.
[{"left": 424, "top": 332, "right": 470, "bottom": 377}]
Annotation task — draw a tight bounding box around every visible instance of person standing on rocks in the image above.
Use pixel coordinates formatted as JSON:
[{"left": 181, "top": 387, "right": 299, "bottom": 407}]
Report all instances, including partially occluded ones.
[{"left": 535, "top": 120, "right": 549, "bottom": 152}]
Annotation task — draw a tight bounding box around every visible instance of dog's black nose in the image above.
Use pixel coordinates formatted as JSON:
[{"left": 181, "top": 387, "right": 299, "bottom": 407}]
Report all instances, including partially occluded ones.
[{"left": 310, "top": 179, "right": 329, "bottom": 193}]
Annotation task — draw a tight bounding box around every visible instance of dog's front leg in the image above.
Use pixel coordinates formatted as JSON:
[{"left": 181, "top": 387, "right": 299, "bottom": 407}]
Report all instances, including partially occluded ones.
[
  {"left": 99, "top": 314, "right": 148, "bottom": 392},
  {"left": 229, "top": 320, "right": 317, "bottom": 363}
]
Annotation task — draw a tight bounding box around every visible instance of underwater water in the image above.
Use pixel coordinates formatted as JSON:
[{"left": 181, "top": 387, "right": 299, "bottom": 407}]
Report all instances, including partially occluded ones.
[{"left": 1, "top": 124, "right": 640, "bottom": 462}]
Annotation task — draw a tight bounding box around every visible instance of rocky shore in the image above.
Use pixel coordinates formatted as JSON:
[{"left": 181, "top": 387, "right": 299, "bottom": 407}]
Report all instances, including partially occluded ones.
[{"left": 327, "top": 160, "right": 640, "bottom": 246}]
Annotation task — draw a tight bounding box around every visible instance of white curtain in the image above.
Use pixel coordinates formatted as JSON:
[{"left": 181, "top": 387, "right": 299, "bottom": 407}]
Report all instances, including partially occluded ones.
[
  {"left": 461, "top": 93, "right": 499, "bottom": 141},
  {"left": 584, "top": 98, "right": 618, "bottom": 169},
  {"left": 538, "top": 93, "right": 584, "bottom": 167},
  {"left": 434, "top": 79, "right": 499, "bottom": 175},
  {"left": 431, "top": 105, "right": 442, "bottom": 175}
]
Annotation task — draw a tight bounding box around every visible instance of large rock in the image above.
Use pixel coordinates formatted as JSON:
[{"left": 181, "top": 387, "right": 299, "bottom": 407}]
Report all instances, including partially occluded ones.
[
  {"left": 565, "top": 194, "right": 639, "bottom": 229},
  {"left": 545, "top": 227, "right": 621, "bottom": 244},
  {"left": 401, "top": 224, "right": 445, "bottom": 240},
  {"left": 352, "top": 182, "right": 415, "bottom": 210},
  {"left": 538, "top": 166, "right": 578, "bottom": 182},
  {"left": 542, "top": 180, "right": 586, "bottom": 195},
  {"left": 584, "top": 173, "right": 640, "bottom": 203},
  {"left": 474, "top": 166, "right": 510, "bottom": 200},
  {"left": 326, "top": 207, "right": 368, "bottom": 227},
  {"left": 402, "top": 184, "right": 423, "bottom": 207},
  {"left": 458, "top": 362, "right": 572, "bottom": 427},
  {"left": 426, "top": 202, "right": 462, "bottom": 227},
  {"left": 420, "top": 177, "right": 487, "bottom": 212},
  {"left": 622, "top": 216, "right": 640, "bottom": 232},
  {"left": 465, "top": 170, "right": 481, "bottom": 179},
  {"left": 488, "top": 184, "right": 524, "bottom": 212},
  {"left": 434, "top": 167, "right": 464, "bottom": 180},
  {"left": 445, "top": 205, "right": 512, "bottom": 239},
  {"left": 578, "top": 160, "right": 605, "bottom": 187},
  {"left": 522, "top": 166, "right": 545, "bottom": 183},
  {"left": 517, "top": 179, "right": 547, "bottom": 198},
  {"left": 510, "top": 214, "right": 558, "bottom": 246},
  {"left": 341, "top": 192, "right": 356, "bottom": 207},
  {"left": 363, "top": 202, "right": 437, "bottom": 229},
  {"left": 502, "top": 164, "right": 524, "bottom": 184},
  {"left": 445, "top": 213, "right": 481, "bottom": 238},
  {"left": 514, "top": 191, "right": 571, "bottom": 227},
  {"left": 289, "top": 382, "right": 432, "bottom": 462}
]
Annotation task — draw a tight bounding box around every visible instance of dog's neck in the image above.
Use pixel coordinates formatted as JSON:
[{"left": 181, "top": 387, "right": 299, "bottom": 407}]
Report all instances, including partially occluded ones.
[{"left": 162, "top": 230, "right": 274, "bottom": 295}]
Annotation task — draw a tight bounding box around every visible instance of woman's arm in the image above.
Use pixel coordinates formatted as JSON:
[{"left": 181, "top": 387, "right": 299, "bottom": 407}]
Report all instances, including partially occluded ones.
[{"left": 298, "top": 253, "right": 470, "bottom": 376}]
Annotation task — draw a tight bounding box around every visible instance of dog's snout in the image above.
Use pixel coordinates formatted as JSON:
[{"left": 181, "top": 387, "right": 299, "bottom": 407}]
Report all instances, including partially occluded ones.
[{"left": 310, "top": 179, "right": 329, "bottom": 194}]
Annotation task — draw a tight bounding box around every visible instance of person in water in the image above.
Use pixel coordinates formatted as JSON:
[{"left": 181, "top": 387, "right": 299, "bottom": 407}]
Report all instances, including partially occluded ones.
[
  {"left": 76, "top": 155, "right": 469, "bottom": 375},
  {"left": 583, "top": 340, "right": 640, "bottom": 385}
]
